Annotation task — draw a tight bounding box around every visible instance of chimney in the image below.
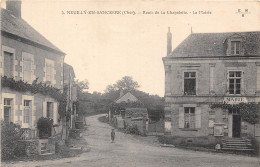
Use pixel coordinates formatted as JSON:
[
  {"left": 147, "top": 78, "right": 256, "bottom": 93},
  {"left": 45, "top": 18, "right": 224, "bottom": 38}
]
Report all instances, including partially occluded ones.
[
  {"left": 167, "top": 27, "right": 172, "bottom": 56},
  {"left": 6, "top": 0, "right": 22, "bottom": 18}
]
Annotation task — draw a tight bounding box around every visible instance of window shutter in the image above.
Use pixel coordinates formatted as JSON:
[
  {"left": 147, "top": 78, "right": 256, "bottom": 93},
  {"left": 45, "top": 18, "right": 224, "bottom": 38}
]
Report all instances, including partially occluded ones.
[
  {"left": 179, "top": 108, "right": 184, "bottom": 128},
  {"left": 43, "top": 101, "right": 47, "bottom": 117},
  {"left": 195, "top": 107, "right": 201, "bottom": 128},
  {"left": 53, "top": 103, "right": 58, "bottom": 124}
]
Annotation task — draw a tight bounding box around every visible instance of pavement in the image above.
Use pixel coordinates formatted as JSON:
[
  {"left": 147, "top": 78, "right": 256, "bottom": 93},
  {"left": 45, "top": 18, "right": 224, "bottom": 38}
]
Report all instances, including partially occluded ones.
[{"left": 2, "top": 114, "right": 260, "bottom": 167}]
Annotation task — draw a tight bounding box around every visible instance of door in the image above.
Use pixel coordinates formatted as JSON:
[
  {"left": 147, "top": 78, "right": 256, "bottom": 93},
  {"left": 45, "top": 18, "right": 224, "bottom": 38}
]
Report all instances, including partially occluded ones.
[{"left": 232, "top": 115, "right": 241, "bottom": 138}]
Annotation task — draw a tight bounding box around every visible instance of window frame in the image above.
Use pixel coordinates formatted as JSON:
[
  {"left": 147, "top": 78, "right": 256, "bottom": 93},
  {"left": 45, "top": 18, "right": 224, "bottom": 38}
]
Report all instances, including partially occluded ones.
[
  {"left": 183, "top": 71, "right": 197, "bottom": 95},
  {"left": 228, "top": 71, "right": 242, "bottom": 95},
  {"left": 45, "top": 58, "right": 55, "bottom": 84},
  {"left": 22, "top": 53, "right": 34, "bottom": 83},
  {"left": 1, "top": 45, "right": 16, "bottom": 78},
  {"left": 231, "top": 41, "right": 242, "bottom": 55},
  {"left": 23, "top": 100, "right": 31, "bottom": 124},
  {"left": 4, "top": 98, "right": 12, "bottom": 123},
  {"left": 184, "top": 107, "right": 195, "bottom": 129}
]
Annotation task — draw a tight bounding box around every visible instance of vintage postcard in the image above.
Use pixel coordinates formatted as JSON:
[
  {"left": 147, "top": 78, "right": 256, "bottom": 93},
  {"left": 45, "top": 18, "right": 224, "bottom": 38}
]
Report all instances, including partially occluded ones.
[{"left": 1, "top": 0, "right": 260, "bottom": 166}]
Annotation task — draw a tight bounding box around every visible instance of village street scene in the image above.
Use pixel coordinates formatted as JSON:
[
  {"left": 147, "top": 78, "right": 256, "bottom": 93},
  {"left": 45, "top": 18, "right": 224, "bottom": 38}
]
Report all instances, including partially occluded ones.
[{"left": 1, "top": 0, "right": 260, "bottom": 167}]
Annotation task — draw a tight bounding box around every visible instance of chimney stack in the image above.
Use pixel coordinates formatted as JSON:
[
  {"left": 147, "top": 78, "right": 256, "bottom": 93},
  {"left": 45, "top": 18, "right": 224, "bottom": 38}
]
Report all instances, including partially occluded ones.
[
  {"left": 6, "top": 0, "right": 22, "bottom": 18},
  {"left": 167, "top": 27, "right": 172, "bottom": 56}
]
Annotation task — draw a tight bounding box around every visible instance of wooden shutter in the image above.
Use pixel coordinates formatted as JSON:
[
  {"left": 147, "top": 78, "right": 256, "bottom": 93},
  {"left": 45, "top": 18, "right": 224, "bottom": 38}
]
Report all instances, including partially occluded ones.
[
  {"left": 195, "top": 107, "right": 201, "bottom": 128},
  {"left": 43, "top": 101, "right": 47, "bottom": 117},
  {"left": 179, "top": 108, "right": 184, "bottom": 128},
  {"left": 53, "top": 103, "right": 58, "bottom": 124}
]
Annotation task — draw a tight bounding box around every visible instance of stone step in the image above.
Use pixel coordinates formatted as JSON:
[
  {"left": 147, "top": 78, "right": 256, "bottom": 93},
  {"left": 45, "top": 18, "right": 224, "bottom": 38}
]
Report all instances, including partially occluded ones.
[
  {"left": 222, "top": 148, "right": 254, "bottom": 151},
  {"left": 40, "top": 152, "right": 55, "bottom": 156},
  {"left": 41, "top": 149, "right": 50, "bottom": 154}
]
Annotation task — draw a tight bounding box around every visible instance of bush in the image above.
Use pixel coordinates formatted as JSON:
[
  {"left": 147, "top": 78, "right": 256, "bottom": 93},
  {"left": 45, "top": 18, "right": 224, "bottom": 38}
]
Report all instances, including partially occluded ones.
[
  {"left": 125, "top": 124, "right": 139, "bottom": 135},
  {"left": 37, "top": 117, "right": 53, "bottom": 139},
  {"left": 1, "top": 121, "right": 21, "bottom": 160}
]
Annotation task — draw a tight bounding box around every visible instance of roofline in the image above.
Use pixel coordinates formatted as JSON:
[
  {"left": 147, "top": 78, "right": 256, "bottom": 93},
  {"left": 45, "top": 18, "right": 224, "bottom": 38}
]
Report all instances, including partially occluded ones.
[
  {"left": 1, "top": 30, "right": 66, "bottom": 56},
  {"left": 189, "top": 31, "right": 260, "bottom": 35},
  {"left": 163, "top": 55, "right": 260, "bottom": 61}
]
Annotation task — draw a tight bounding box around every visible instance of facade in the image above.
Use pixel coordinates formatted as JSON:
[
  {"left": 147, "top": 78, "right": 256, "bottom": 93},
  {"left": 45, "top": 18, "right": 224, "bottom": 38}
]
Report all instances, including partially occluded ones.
[
  {"left": 163, "top": 28, "right": 260, "bottom": 143},
  {"left": 1, "top": 1, "right": 65, "bottom": 138},
  {"left": 63, "top": 63, "right": 77, "bottom": 129}
]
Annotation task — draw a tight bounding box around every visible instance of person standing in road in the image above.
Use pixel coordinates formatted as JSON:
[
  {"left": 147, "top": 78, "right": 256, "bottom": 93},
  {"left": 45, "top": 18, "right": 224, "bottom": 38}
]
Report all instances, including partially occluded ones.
[{"left": 111, "top": 129, "right": 115, "bottom": 143}]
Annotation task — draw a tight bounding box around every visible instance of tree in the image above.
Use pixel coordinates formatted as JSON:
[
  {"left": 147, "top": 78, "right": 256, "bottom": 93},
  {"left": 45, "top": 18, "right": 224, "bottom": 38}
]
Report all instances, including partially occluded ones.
[
  {"left": 75, "top": 79, "right": 89, "bottom": 92},
  {"left": 105, "top": 76, "right": 140, "bottom": 93}
]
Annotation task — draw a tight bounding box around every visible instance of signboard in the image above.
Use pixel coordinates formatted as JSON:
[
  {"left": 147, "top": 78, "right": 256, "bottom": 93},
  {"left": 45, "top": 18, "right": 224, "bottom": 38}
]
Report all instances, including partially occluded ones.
[{"left": 223, "top": 97, "right": 247, "bottom": 104}]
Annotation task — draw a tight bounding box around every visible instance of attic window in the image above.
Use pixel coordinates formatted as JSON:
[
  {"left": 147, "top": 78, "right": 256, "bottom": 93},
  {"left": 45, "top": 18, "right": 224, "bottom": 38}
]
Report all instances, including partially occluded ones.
[{"left": 231, "top": 41, "right": 241, "bottom": 55}]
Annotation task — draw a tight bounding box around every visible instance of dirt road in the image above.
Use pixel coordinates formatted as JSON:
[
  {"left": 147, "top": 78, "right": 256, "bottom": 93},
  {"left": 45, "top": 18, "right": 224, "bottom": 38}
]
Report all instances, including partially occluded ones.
[{"left": 3, "top": 114, "right": 260, "bottom": 167}]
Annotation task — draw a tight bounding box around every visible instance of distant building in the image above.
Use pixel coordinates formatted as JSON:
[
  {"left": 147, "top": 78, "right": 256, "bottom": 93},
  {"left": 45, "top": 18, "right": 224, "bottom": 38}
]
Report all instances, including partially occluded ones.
[
  {"left": 163, "top": 28, "right": 260, "bottom": 148},
  {"left": 109, "top": 91, "right": 148, "bottom": 135}
]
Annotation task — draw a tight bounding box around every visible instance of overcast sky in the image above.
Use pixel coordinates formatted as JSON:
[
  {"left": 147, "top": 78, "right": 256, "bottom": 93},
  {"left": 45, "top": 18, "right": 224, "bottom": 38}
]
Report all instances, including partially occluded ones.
[{"left": 2, "top": 0, "right": 260, "bottom": 96}]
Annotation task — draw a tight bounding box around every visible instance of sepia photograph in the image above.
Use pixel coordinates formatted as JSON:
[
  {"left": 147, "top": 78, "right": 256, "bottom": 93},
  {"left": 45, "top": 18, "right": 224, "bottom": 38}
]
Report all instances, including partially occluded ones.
[{"left": 0, "top": 0, "right": 260, "bottom": 166}]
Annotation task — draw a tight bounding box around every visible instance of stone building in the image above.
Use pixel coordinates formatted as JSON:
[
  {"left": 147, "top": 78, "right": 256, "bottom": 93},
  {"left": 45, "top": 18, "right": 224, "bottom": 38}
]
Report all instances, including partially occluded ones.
[
  {"left": 0, "top": 0, "right": 66, "bottom": 143},
  {"left": 163, "top": 28, "right": 260, "bottom": 148}
]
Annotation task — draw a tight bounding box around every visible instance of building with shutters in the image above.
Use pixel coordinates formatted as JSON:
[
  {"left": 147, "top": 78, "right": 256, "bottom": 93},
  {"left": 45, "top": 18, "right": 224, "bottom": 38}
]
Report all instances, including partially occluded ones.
[
  {"left": 0, "top": 1, "right": 66, "bottom": 139},
  {"left": 162, "top": 28, "right": 260, "bottom": 145}
]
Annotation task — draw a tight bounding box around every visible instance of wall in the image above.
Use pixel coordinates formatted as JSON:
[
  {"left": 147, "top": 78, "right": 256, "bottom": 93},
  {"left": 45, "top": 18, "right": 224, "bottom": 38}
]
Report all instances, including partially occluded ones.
[
  {"left": 1, "top": 87, "right": 60, "bottom": 130},
  {"left": 1, "top": 36, "right": 64, "bottom": 89},
  {"left": 164, "top": 57, "right": 260, "bottom": 138}
]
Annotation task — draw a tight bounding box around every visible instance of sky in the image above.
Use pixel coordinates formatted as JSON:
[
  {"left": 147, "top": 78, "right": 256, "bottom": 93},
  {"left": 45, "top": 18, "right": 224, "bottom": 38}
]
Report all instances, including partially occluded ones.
[{"left": 2, "top": 0, "right": 260, "bottom": 96}]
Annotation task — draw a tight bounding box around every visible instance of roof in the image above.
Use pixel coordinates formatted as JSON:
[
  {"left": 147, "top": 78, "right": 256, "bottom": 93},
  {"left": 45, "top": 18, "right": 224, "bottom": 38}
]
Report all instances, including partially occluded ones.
[
  {"left": 115, "top": 92, "right": 139, "bottom": 103},
  {"left": 170, "top": 31, "right": 260, "bottom": 57},
  {"left": 1, "top": 8, "right": 65, "bottom": 55}
]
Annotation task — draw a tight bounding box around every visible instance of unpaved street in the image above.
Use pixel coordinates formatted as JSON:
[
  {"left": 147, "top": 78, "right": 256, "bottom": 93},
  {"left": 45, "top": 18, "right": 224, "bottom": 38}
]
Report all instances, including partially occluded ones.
[{"left": 3, "top": 114, "right": 260, "bottom": 167}]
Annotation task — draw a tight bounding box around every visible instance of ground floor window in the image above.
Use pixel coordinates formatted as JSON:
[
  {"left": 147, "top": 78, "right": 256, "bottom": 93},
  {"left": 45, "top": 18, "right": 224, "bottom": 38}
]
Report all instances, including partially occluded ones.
[
  {"left": 4, "top": 98, "right": 12, "bottom": 123},
  {"left": 47, "top": 102, "right": 53, "bottom": 119},
  {"left": 184, "top": 107, "right": 195, "bottom": 128},
  {"left": 24, "top": 100, "right": 32, "bottom": 124}
]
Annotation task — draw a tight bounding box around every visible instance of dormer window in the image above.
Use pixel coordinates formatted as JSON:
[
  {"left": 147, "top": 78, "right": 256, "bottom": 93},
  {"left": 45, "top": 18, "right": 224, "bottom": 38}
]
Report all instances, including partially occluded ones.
[{"left": 231, "top": 41, "right": 241, "bottom": 55}]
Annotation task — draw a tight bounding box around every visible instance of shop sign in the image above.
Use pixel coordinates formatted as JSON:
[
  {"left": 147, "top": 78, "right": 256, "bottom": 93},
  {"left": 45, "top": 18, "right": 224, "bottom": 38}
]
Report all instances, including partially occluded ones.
[{"left": 223, "top": 97, "right": 247, "bottom": 104}]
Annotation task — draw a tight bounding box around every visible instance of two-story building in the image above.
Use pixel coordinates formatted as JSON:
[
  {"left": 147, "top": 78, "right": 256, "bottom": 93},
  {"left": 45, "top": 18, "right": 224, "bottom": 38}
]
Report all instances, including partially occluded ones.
[
  {"left": 1, "top": 1, "right": 65, "bottom": 138},
  {"left": 163, "top": 28, "right": 260, "bottom": 147}
]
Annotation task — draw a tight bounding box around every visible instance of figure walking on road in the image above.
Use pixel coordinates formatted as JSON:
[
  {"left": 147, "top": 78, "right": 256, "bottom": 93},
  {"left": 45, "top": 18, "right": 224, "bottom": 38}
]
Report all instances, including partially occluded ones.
[{"left": 111, "top": 129, "right": 115, "bottom": 143}]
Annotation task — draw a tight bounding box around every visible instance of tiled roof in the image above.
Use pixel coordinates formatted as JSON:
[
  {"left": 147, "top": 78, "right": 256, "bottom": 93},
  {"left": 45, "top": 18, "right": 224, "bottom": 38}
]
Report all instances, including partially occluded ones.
[
  {"left": 1, "top": 8, "right": 64, "bottom": 55},
  {"left": 171, "top": 31, "right": 260, "bottom": 57}
]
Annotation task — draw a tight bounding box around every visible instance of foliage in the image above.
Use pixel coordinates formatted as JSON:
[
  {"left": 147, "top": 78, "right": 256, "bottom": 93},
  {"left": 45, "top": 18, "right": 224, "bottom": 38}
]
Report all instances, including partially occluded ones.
[
  {"left": 1, "top": 121, "right": 21, "bottom": 160},
  {"left": 124, "top": 124, "right": 139, "bottom": 135},
  {"left": 210, "top": 102, "right": 260, "bottom": 124},
  {"left": 2, "top": 76, "right": 67, "bottom": 117},
  {"left": 105, "top": 76, "right": 140, "bottom": 92},
  {"left": 1, "top": 76, "right": 65, "bottom": 101},
  {"left": 75, "top": 79, "right": 89, "bottom": 92},
  {"left": 37, "top": 117, "right": 53, "bottom": 139}
]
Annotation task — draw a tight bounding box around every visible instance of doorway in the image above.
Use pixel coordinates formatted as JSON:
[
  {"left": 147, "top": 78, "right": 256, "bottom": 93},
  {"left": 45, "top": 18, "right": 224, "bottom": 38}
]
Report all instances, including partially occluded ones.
[{"left": 232, "top": 115, "right": 241, "bottom": 138}]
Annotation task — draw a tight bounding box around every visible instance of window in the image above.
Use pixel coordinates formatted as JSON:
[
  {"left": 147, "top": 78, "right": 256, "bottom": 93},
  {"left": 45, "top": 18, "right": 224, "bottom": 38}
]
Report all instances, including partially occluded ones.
[
  {"left": 23, "top": 55, "right": 33, "bottom": 82},
  {"left": 24, "top": 100, "right": 31, "bottom": 124},
  {"left": 229, "top": 71, "right": 241, "bottom": 95},
  {"left": 4, "top": 98, "right": 12, "bottom": 123},
  {"left": 231, "top": 41, "right": 241, "bottom": 55},
  {"left": 184, "top": 72, "right": 196, "bottom": 95},
  {"left": 184, "top": 107, "right": 195, "bottom": 128},
  {"left": 45, "top": 59, "right": 54, "bottom": 84},
  {"left": 4, "top": 52, "right": 14, "bottom": 78},
  {"left": 47, "top": 102, "right": 53, "bottom": 119}
]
